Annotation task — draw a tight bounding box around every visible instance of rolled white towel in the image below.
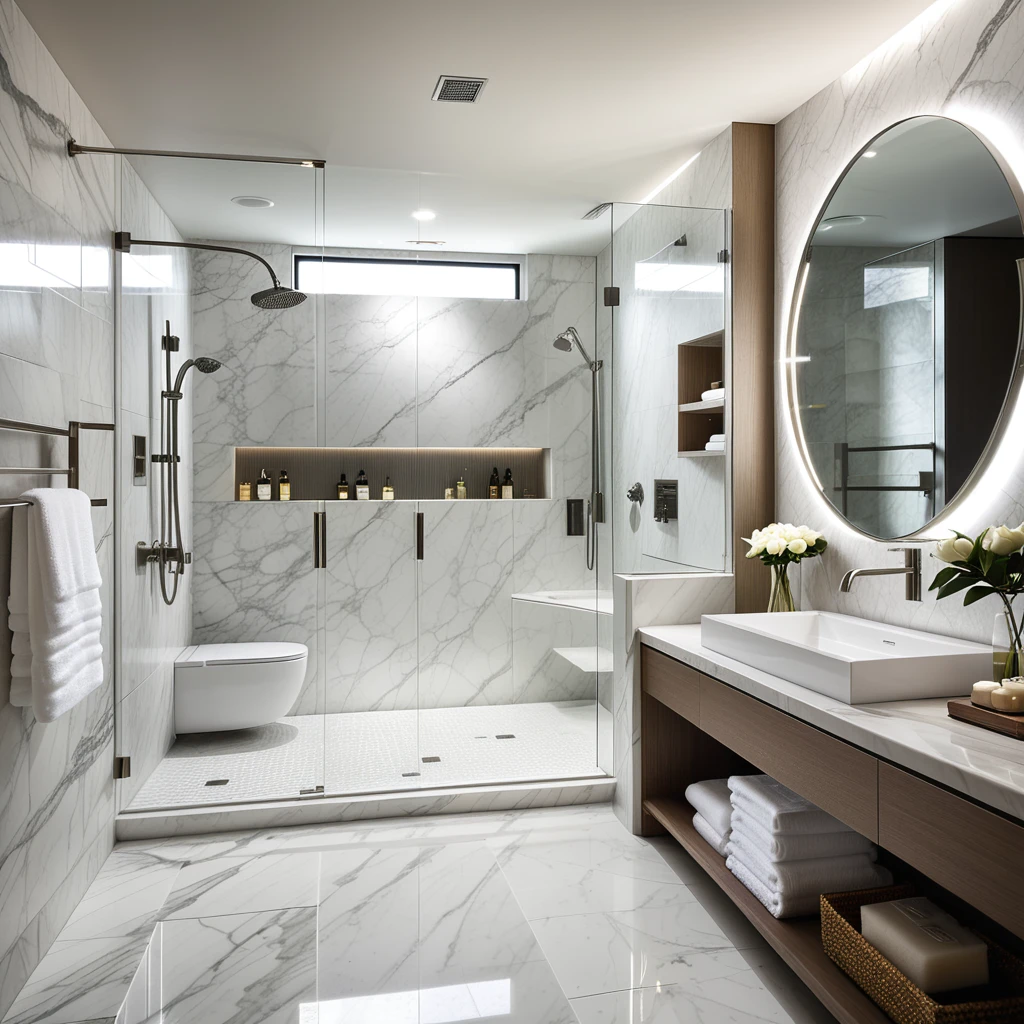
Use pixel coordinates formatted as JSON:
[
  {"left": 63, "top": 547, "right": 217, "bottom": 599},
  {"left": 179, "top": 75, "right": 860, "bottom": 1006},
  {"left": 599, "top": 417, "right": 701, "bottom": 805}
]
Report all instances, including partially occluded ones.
[
  {"left": 704, "top": 440, "right": 725, "bottom": 452},
  {"left": 730, "top": 809, "right": 876, "bottom": 862},
  {"left": 729, "top": 775, "right": 853, "bottom": 835},
  {"left": 726, "top": 830, "right": 892, "bottom": 897},
  {"left": 708, "top": 433, "right": 726, "bottom": 443},
  {"left": 727, "top": 855, "right": 822, "bottom": 919},
  {"left": 701, "top": 387, "right": 725, "bottom": 402},
  {"left": 693, "top": 813, "right": 729, "bottom": 857},
  {"left": 684, "top": 778, "right": 732, "bottom": 837}
]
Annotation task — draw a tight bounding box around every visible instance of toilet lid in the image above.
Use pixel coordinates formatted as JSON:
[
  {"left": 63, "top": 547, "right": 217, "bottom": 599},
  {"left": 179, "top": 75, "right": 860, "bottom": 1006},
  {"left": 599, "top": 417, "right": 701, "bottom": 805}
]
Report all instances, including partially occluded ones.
[{"left": 176, "top": 642, "right": 308, "bottom": 668}]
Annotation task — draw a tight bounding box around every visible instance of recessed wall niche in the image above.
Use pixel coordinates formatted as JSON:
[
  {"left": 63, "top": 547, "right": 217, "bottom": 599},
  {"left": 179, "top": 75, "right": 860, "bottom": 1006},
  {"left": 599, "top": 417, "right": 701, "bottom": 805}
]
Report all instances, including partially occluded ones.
[{"left": 233, "top": 446, "right": 550, "bottom": 501}]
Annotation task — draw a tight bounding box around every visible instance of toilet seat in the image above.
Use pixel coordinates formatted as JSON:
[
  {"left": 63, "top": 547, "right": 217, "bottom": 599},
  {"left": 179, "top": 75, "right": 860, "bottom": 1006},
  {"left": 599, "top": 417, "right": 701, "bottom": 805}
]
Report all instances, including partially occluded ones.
[{"left": 177, "top": 642, "right": 308, "bottom": 668}]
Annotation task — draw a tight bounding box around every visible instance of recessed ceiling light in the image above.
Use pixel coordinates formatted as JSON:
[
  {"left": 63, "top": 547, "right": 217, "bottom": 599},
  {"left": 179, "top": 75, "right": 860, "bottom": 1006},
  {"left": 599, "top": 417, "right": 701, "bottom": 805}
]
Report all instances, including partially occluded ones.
[
  {"left": 411, "top": 209, "right": 436, "bottom": 222},
  {"left": 862, "top": 150, "right": 878, "bottom": 158},
  {"left": 231, "top": 195, "right": 274, "bottom": 209},
  {"left": 821, "top": 214, "right": 867, "bottom": 230}
]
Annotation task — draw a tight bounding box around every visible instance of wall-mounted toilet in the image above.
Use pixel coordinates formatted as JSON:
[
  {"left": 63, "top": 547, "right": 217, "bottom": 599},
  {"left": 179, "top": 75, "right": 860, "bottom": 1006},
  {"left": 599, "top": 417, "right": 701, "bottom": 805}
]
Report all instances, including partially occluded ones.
[{"left": 174, "top": 642, "right": 308, "bottom": 734}]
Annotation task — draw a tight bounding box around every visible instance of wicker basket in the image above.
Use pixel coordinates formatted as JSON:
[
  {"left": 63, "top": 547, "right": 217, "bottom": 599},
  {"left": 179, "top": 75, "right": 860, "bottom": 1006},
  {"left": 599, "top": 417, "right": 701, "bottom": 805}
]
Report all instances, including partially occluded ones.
[{"left": 820, "top": 886, "right": 1024, "bottom": 1024}]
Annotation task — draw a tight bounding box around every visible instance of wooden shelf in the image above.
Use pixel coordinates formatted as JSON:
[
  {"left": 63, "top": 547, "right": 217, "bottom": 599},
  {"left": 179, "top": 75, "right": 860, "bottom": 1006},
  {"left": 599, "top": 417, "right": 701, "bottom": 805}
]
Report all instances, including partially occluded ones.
[
  {"left": 678, "top": 449, "right": 724, "bottom": 458},
  {"left": 678, "top": 398, "right": 725, "bottom": 413},
  {"left": 644, "top": 798, "right": 891, "bottom": 1024},
  {"left": 680, "top": 329, "right": 725, "bottom": 348}
]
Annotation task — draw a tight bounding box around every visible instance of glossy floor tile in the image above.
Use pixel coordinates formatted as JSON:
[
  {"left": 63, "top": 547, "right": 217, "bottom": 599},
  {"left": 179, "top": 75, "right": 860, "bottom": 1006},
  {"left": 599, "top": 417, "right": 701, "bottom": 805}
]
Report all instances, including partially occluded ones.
[{"left": 3, "top": 805, "right": 836, "bottom": 1024}]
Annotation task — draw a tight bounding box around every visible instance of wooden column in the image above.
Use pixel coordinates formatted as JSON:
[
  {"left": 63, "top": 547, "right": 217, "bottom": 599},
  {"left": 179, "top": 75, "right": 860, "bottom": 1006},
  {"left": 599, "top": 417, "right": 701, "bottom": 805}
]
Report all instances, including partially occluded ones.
[{"left": 730, "top": 123, "right": 776, "bottom": 613}]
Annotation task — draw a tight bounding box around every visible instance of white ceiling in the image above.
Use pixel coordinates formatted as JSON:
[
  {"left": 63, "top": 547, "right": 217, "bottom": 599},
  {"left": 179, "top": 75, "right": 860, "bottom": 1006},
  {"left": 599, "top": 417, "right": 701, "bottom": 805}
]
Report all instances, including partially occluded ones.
[{"left": 22, "top": 0, "right": 939, "bottom": 254}]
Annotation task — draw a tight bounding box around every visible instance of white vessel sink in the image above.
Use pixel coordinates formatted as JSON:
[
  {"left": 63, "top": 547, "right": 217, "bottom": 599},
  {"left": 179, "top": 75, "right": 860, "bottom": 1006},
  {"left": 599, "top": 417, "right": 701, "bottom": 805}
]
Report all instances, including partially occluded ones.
[{"left": 700, "top": 611, "right": 991, "bottom": 704}]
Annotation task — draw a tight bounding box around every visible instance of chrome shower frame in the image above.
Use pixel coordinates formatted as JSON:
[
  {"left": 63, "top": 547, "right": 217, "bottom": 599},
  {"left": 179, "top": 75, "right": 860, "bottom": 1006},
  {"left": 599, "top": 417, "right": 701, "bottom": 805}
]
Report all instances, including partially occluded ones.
[{"left": 554, "top": 327, "right": 604, "bottom": 571}]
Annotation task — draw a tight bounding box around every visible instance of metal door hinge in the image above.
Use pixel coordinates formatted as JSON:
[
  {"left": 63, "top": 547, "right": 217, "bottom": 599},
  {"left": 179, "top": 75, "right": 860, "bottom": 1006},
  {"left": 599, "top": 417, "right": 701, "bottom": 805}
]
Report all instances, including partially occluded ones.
[
  {"left": 717, "top": 249, "right": 730, "bottom": 264},
  {"left": 603, "top": 286, "right": 620, "bottom": 307},
  {"left": 114, "top": 755, "right": 131, "bottom": 780}
]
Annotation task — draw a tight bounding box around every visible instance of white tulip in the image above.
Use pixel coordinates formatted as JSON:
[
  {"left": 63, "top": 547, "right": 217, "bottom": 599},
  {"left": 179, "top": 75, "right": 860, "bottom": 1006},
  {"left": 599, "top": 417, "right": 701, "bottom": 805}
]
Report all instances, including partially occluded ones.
[
  {"left": 982, "top": 525, "right": 1024, "bottom": 556},
  {"left": 935, "top": 535, "right": 973, "bottom": 563},
  {"left": 788, "top": 538, "right": 808, "bottom": 555},
  {"left": 765, "top": 536, "right": 785, "bottom": 556}
]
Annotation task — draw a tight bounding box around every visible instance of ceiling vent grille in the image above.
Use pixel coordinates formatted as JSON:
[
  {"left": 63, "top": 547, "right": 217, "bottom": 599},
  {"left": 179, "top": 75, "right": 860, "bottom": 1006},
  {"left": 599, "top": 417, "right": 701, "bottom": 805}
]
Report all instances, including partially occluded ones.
[{"left": 432, "top": 76, "right": 488, "bottom": 103}]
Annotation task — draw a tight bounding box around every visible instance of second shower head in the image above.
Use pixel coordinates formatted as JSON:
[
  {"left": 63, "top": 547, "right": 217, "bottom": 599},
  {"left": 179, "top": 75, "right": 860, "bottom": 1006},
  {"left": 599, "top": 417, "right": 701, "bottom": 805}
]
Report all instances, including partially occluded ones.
[
  {"left": 169, "top": 356, "right": 222, "bottom": 398},
  {"left": 552, "top": 326, "right": 599, "bottom": 371}
]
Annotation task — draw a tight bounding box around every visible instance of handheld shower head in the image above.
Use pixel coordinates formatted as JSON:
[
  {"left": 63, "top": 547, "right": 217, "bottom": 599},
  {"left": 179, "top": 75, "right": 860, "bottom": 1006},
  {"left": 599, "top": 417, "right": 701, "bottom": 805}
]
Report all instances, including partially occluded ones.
[
  {"left": 170, "top": 356, "right": 222, "bottom": 397},
  {"left": 251, "top": 285, "right": 307, "bottom": 310},
  {"left": 553, "top": 329, "right": 575, "bottom": 352},
  {"left": 552, "top": 326, "right": 598, "bottom": 371}
]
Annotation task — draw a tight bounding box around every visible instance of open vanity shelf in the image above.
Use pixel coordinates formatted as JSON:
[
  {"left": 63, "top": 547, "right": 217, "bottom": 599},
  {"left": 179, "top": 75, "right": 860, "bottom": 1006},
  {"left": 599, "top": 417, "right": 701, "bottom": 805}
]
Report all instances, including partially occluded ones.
[{"left": 678, "top": 330, "right": 725, "bottom": 456}]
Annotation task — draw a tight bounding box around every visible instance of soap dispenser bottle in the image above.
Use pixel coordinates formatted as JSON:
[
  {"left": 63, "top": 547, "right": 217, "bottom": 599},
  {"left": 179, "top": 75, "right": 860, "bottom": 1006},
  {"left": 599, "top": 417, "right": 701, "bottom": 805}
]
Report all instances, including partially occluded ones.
[
  {"left": 489, "top": 467, "right": 500, "bottom": 500},
  {"left": 456, "top": 472, "right": 467, "bottom": 500},
  {"left": 502, "top": 468, "right": 514, "bottom": 500},
  {"left": 257, "top": 468, "right": 272, "bottom": 501},
  {"left": 356, "top": 469, "right": 369, "bottom": 500},
  {"left": 279, "top": 469, "right": 290, "bottom": 501},
  {"left": 336, "top": 473, "right": 349, "bottom": 500},
  {"left": 382, "top": 476, "right": 395, "bottom": 501}
]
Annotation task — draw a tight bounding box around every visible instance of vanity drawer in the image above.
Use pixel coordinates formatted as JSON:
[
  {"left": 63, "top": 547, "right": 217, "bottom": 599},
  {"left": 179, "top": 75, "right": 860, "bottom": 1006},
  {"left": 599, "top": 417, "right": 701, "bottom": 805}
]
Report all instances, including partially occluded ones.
[
  {"left": 641, "top": 645, "right": 700, "bottom": 725},
  {"left": 699, "top": 675, "right": 879, "bottom": 840},
  {"left": 878, "top": 764, "right": 1024, "bottom": 939}
]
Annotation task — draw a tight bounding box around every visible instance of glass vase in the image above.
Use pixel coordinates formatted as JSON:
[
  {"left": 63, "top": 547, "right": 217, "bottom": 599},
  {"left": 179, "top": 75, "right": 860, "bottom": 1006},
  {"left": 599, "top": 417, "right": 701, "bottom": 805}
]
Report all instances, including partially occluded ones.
[
  {"left": 768, "top": 563, "right": 796, "bottom": 613},
  {"left": 992, "top": 607, "right": 1024, "bottom": 681}
]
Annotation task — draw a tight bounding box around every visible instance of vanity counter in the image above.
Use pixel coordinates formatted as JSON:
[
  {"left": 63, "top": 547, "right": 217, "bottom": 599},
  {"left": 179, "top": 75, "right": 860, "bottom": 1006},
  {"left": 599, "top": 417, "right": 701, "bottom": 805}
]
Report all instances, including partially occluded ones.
[{"left": 639, "top": 623, "right": 1024, "bottom": 823}]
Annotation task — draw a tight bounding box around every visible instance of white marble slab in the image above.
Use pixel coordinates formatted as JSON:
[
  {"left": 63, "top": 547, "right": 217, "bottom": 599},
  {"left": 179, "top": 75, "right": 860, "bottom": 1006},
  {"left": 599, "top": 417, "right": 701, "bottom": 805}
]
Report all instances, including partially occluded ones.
[{"left": 639, "top": 623, "right": 1024, "bottom": 822}]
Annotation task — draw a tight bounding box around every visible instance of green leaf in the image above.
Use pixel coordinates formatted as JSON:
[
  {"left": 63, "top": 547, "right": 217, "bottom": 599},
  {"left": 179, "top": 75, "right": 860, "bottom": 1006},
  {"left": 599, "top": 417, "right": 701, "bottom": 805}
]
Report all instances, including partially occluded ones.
[
  {"left": 989, "top": 557, "right": 1009, "bottom": 588},
  {"left": 929, "top": 566, "right": 961, "bottom": 591},
  {"left": 964, "top": 585, "right": 998, "bottom": 607},
  {"left": 937, "top": 574, "right": 980, "bottom": 600},
  {"left": 970, "top": 530, "right": 989, "bottom": 567}
]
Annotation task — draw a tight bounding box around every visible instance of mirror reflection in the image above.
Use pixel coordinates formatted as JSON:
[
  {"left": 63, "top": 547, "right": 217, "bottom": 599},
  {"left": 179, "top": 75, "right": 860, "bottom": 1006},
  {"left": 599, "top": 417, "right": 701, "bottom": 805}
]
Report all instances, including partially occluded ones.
[{"left": 794, "top": 115, "right": 1024, "bottom": 538}]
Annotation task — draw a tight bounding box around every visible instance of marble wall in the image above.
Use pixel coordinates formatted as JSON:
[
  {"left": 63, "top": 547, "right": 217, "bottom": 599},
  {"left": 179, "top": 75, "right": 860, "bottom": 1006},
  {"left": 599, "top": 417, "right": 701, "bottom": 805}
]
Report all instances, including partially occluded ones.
[
  {"left": 191, "top": 249, "right": 602, "bottom": 715},
  {"left": 776, "top": 0, "right": 1024, "bottom": 641},
  {"left": 0, "top": 2, "right": 115, "bottom": 1013}
]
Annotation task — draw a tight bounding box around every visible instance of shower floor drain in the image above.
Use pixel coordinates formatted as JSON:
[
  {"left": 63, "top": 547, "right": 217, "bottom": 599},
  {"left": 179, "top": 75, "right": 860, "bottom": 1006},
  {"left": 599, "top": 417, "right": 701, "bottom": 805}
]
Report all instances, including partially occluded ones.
[
  {"left": 204, "top": 779, "right": 229, "bottom": 787},
  {"left": 402, "top": 771, "right": 421, "bottom": 777},
  {"left": 422, "top": 755, "right": 441, "bottom": 763}
]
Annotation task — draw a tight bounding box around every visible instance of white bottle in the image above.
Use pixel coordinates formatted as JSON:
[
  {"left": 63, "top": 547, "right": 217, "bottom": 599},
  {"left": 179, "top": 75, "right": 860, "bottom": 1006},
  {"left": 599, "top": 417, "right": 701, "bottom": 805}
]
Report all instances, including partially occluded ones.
[{"left": 256, "top": 468, "right": 272, "bottom": 501}]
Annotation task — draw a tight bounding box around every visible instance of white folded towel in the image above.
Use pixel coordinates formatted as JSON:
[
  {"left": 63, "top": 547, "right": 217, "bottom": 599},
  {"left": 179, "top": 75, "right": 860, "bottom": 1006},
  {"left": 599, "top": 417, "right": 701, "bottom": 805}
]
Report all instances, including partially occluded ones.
[
  {"left": 731, "top": 809, "right": 876, "bottom": 862},
  {"left": 727, "top": 855, "right": 822, "bottom": 918},
  {"left": 728, "top": 775, "right": 853, "bottom": 835},
  {"left": 726, "top": 831, "right": 892, "bottom": 897},
  {"left": 8, "top": 491, "right": 104, "bottom": 723},
  {"left": 705, "top": 440, "right": 725, "bottom": 452},
  {"left": 701, "top": 387, "right": 725, "bottom": 402},
  {"left": 684, "top": 778, "right": 732, "bottom": 837},
  {"left": 708, "top": 433, "right": 726, "bottom": 443},
  {"left": 693, "top": 813, "right": 729, "bottom": 857}
]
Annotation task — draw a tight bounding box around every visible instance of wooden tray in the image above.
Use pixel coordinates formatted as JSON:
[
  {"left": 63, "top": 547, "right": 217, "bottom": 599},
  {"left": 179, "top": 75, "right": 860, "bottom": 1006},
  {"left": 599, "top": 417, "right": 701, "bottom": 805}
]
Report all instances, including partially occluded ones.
[{"left": 948, "top": 698, "right": 1024, "bottom": 740}]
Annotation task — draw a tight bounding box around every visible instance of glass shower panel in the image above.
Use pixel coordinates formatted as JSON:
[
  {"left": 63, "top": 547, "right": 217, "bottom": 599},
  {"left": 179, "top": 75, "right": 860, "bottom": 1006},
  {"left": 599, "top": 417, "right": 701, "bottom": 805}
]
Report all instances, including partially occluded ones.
[{"left": 611, "top": 202, "right": 729, "bottom": 575}]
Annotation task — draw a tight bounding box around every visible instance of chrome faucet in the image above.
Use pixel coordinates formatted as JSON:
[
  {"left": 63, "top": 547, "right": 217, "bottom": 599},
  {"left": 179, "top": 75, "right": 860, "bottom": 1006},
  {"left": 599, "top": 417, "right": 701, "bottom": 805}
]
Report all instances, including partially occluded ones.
[{"left": 840, "top": 547, "right": 922, "bottom": 602}]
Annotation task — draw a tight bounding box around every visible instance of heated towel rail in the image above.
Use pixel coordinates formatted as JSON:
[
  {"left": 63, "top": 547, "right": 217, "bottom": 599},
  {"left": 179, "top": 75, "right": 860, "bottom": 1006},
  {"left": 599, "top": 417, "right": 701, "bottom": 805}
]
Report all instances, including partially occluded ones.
[{"left": 0, "top": 416, "right": 115, "bottom": 509}]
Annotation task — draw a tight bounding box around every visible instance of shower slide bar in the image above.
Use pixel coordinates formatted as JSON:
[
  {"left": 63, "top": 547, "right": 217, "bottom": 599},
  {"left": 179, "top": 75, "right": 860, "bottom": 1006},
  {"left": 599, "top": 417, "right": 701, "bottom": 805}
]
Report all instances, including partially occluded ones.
[{"left": 0, "top": 416, "right": 115, "bottom": 508}]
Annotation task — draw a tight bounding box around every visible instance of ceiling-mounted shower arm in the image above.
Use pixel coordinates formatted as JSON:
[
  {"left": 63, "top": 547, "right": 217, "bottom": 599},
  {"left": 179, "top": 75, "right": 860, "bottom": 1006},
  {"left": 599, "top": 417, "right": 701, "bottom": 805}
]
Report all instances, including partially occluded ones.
[{"left": 68, "top": 139, "right": 325, "bottom": 168}]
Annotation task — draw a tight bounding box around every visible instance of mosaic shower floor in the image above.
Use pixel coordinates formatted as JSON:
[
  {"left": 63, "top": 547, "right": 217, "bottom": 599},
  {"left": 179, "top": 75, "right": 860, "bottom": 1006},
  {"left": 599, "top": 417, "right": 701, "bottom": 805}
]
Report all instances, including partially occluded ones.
[{"left": 126, "top": 700, "right": 612, "bottom": 812}]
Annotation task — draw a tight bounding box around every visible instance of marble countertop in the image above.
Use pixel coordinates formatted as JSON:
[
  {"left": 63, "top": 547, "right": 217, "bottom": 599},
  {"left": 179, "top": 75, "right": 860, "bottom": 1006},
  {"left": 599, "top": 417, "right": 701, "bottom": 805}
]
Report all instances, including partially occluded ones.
[{"left": 638, "top": 624, "right": 1024, "bottom": 823}]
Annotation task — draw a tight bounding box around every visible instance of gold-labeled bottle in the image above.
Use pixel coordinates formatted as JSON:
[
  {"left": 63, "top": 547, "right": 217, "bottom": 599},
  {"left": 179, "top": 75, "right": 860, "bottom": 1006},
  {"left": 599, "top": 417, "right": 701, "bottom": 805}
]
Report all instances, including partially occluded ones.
[
  {"left": 239, "top": 481, "right": 252, "bottom": 501},
  {"left": 356, "top": 469, "right": 369, "bottom": 500},
  {"left": 257, "top": 468, "right": 272, "bottom": 501},
  {"left": 382, "top": 476, "right": 395, "bottom": 500},
  {"left": 456, "top": 473, "right": 467, "bottom": 500},
  {"left": 279, "top": 470, "right": 290, "bottom": 501},
  {"left": 488, "top": 466, "right": 500, "bottom": 500},
  {"left": 337, "top": 473, "right": 349, "bottom": 500},
  {"left": 501, "top": 467, "right": 514, "bottom": 499}
]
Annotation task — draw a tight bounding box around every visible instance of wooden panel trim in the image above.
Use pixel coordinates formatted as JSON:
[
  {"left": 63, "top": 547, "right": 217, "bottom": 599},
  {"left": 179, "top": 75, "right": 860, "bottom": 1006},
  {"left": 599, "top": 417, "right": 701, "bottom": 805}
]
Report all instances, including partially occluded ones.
[
  {"left": 699, "top": 673, "right": 878, "bottom": 840},
  {"left": 731, "top": 122, "right": 776, "bottom": 613},
  {"left": 878, "top": 763, "right": 1024, "bottom": 940},
  {"left": 641, "top": 644, "right": 699, "bottom": 724}
]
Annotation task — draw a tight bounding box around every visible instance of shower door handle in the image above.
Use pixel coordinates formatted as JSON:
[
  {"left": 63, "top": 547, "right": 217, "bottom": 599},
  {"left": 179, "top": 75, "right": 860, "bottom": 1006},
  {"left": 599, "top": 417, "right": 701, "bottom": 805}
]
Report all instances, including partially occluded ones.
[
  {"left": 312, "top": 512, "right": 321, "bottom": 568},
  {"left": 416, "top": 511, "right": 424, "bottom": 560}
]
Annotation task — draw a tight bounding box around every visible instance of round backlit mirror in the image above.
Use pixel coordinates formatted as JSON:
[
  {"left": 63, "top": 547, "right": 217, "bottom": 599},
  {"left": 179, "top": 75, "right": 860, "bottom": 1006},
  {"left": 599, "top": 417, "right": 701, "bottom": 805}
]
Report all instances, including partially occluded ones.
[{"left": 790, "top": 115, "right": 1024, "bottom": 539}]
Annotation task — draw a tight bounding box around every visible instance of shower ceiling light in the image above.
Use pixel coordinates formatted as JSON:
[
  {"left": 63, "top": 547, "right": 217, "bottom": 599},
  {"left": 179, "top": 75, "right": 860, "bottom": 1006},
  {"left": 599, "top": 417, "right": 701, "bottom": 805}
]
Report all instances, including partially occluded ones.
[
  {"left": 231, "top": 196, "right": 274, "bottom": 208},
  {"left": 411, "top": 209, "right": 436, "bottom": 221},
  {"left": 863, "top": 150, "right": 878, "bottom": 158},
  {"left": 819, "top": 214, "right": 868, "bottom": 231}
]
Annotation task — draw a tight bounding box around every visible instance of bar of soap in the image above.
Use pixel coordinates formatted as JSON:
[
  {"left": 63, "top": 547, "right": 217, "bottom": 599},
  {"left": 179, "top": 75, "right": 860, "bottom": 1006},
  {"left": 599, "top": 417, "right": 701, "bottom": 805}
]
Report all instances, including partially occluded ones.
[
  {"left": 861, "top": 897, "right": 988, "bottom": 993},
  {"left": 991, "top": 687, "right": 1024, "bottom": 713},
  {"left": 972, "top": 681, "right": 1000, "bottom": 708}
]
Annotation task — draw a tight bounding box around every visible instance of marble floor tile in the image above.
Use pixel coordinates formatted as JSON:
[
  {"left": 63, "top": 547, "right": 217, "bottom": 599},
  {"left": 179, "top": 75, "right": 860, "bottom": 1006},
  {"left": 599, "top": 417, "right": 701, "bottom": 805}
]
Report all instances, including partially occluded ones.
[
  {"left": 570, "top": 948, "right": 833, "bottom": 1024},
  {"left": 530, "top": 903, "right": 761, "bottom": 999},
  {"left": 161, "top": 852, "right": 321, "bottom": 920},
  {"left": 158, "top": 909, "right": 317, "bottom": 1024},
  {"left": 318, "top": 842, "right": 543, "bottom": 1002}
]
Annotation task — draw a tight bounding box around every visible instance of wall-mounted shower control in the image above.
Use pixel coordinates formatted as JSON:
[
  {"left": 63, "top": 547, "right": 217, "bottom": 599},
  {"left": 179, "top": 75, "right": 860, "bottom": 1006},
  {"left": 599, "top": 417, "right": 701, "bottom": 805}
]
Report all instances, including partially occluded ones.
[
  {"left": 133, "top": 435, "right": 147, "bottom": 483},
  {"left": 566, "top": 498, "right": 585, "bottom": 536},
  {"left": 653, "top": 479, "right": 678, "bottom": 523}
]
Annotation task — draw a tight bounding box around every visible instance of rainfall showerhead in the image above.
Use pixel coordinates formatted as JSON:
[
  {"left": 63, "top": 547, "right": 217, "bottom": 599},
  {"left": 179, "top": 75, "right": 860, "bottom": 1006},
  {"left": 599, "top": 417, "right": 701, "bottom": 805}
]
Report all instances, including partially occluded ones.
[{"left": 251, "top": 285, "right": 307, "bottom": 310}]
